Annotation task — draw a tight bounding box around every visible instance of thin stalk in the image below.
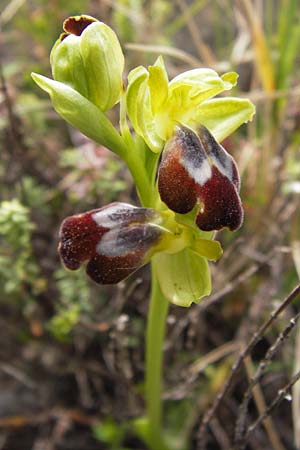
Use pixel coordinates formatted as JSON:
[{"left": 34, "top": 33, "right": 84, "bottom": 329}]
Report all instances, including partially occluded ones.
[
  {"left": 123, "top": 148, "right": 153, "bottom": 207},
  {"left": 145, "top": 260, "right": 170, "bottom": 450}
]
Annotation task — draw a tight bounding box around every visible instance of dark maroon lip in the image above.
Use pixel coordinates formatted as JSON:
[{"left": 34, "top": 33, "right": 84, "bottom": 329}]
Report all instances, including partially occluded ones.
[
  {"left": 58, "top": 203, "right": 164, "bottom": 285},
  {"left": 63, "top": 15, "right": 97, "bottom": 37},
  {"left": 158, "top": 125, "right": 243, "bottom": 232}
]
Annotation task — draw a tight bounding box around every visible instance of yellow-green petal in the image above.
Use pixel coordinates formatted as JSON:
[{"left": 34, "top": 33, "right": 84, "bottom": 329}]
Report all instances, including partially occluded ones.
[
  {"left": 126, "top": 66, "right": 163, "bottom": 152},
  {"left": 191, "top": 238, "right": 223, "bottom": 261},
  {"left": 148, "top": 56, "right": 168, "bottom": 114}
]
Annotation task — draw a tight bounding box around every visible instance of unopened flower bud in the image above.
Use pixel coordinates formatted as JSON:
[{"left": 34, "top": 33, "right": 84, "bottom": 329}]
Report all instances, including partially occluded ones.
[{"left": 50, "top": 15, "right": 124, "bottom": 111}]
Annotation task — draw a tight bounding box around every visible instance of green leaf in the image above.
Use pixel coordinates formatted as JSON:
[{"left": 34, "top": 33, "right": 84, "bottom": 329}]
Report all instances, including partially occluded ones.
[
  {"left": 31, "top": 73, "right": 127, "bottom": 156},
  {"left": 194, "top": 97, "right": 255, "bottom": 142},
  {"left": 154, "top": 248, "right": 211, "bottom": 307}
]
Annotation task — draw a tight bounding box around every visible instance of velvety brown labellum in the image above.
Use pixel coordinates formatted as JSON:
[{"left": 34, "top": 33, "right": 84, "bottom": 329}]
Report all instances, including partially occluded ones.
[
  {"left": 158, "top": 125, "right": 243, "bottom": 231},
  {"left": 58, "top": 209, "right": 107, "bottom": 270},
  {"left": 58, "top": 203, "right": 163, "bottom": 285},
  {"left": 87, "top": 225, "right": 162, "bottom": 284}
]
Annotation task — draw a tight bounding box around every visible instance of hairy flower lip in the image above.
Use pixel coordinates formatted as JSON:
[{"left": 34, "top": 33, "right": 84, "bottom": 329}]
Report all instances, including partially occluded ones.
[
  {"left": 58, "top": 203, "right": 168, "bottom": 285},
  {"left": 158, "top": 125, "right": 244, "bottom": 232}
]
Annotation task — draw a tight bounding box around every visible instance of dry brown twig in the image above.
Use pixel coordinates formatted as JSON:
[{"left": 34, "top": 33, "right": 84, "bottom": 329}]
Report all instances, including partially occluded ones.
[
  {"left": 242, "top": 356, "right": 284, "bottom": 450},
  {"left": 196, "top": 284, "right": 300, "bottom": 450},
  {"left": 234, "top": 309, "right": 300, "bottom": 449},
  {"left": 245, "top": 368, "right": 300, "bottom": 441}
]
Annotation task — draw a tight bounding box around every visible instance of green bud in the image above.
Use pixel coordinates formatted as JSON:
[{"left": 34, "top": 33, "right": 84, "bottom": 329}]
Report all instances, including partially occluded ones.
[{"left": 50, "top": 15, "right": 124, "bottom": 112}]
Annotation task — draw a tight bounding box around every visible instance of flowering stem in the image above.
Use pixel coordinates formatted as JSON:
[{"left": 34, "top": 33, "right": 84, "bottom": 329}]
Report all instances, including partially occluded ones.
[{"left": 145, "top": 259, "right": 170, "bottom": 450}]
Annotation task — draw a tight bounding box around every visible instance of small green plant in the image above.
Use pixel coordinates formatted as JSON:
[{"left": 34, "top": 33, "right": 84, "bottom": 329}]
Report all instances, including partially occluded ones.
[
  {"left": 0, "top": 199, "right": 44, "bottom": 299},
  {"left": 32, "top": 15, "right": 255, "bottom": 450}
]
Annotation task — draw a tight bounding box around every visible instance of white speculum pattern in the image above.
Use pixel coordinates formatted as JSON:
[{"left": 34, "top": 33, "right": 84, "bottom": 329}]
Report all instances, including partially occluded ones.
[
  {"left": 201, "top": 134, "right": 235, "bottom": 183},
  {"left": 209, "top": 147, "right": 234, "bottom": 181},
  {"left": 181, "top": 156, "right": 212, "bottom": 186},
  {"left": 92, "top": 203, "right": 136, "bottom": 228},
  {"left": 96, "top": 228, "right": 128, "bottom": 257}
]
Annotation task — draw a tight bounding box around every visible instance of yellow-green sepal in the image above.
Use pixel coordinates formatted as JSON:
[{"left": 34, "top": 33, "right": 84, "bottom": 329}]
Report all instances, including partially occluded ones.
[
  {"left": 79, "top": 22, "right": 124, "bottom": 111},
  {"left": 191, "top": 238, "right": 223, "bottom": 261},
  {"left": 50, "top": 35, "right": 89, "bottom": 99},
  {"left": 194, "top": 97, "right": 256, "bottom": 142}
]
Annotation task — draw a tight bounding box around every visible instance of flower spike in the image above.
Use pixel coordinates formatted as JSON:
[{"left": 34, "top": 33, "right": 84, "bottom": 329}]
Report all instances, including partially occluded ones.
[
  {"left": 158, "top": 125, "right": 243, "bottom": 232},
  {"left": 58, "top": 203, "right": 168, "bottom": 284}
]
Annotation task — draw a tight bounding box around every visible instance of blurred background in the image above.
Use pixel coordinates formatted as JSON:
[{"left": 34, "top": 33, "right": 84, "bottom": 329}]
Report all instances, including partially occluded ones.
[{"left": 0, "top": 1, "right": 300, "bottom": 449}]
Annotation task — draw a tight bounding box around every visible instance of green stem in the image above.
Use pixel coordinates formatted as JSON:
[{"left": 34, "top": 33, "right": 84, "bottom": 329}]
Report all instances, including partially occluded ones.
[
  {"left": 124, "top": 150, "right": 152, "bottom": 207},
  {"left": 146, "top": 259, "right": 170, "bottom": 450}
]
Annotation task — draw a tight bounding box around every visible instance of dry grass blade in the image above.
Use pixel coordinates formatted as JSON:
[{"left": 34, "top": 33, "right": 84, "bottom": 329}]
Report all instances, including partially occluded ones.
[
  {"left": 293, "top": 321, "right": 300, "bottom": 449},
  {"left": 243, "top": 357, "right": 284, "bottom": 450},
  {"left": 241, "top": 0, "right": 275, "bottom": 92},
  {"left": 124, "top": 43, "right": 202, "bottom": 67},
  {"left": 244, "top": 368, "right": 300, "bottom": 441},
  {"left": 196, "top": 284, "right": 300, "bottom": 450},
  {"left": 0, "top": 0, "right": 26, "bottom": 26},
  {"left": 176, "top": 0, "right": 216, "bottom": 66},
  {"left": 188, "top": 341, "right": 240, "bottom": 377},
  {"left": 234, "top": 309, "right": 300, "bottom": 449},
  {"left": 291, "top": 210, "right": 300, "bottom": 448}
]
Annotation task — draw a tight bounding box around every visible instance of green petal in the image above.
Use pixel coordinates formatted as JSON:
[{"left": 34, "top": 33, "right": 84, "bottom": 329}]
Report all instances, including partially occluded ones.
[
  {"left": 148, "top": 67, "right": 168, "bottom": 115},
  {"left": 148, "top": 56, "right": 168, "bottom": 114},
  {"left": 191, "top": 238, "right": 223, "bottom": 261},
  {"left": 194, "top": 97, "right": 255, "bottom": 142},
  {"left": 31, "top": 73, "right": 126, "bottom": 156},
  {"left": 221, "top": 71, "right": 238, "bottom": 85},
  {"left": 126, "top": 66, "right": 163, "bottom": 152},
  {"left": 126, "top": 66, "right": 149, "bottom": 135},
  {"left": 168, "top": 69, "right": 237, "bottom": 106},
  {"left": 153, "top": 248, "right": 211, "bottom": 307}
]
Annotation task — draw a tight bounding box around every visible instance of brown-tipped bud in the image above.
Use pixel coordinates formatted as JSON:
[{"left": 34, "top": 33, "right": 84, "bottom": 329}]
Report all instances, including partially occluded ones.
[
  {"left": 50, "top": 15, "right": 124, "bottom": 112},
  {"left": 158, "top": 125, "right": 243, "bottom": 232}
]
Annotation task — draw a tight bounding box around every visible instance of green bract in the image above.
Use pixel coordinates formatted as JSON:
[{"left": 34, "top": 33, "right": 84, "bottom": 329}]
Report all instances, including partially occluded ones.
[
  {"left": 32, "top": 15, "right": 255, "bottom": 308},
  {"left": 31, "top": 74, "right": 127, "bottom": 157}
]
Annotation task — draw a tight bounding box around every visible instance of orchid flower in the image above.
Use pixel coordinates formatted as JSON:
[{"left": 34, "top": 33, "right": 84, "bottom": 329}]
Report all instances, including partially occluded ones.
[
  {"left": 32, "top": 14, "right": 254, "bottom": 307},
  {"left": 32, "top": 15, "right": 255, "bottom": 450}
]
